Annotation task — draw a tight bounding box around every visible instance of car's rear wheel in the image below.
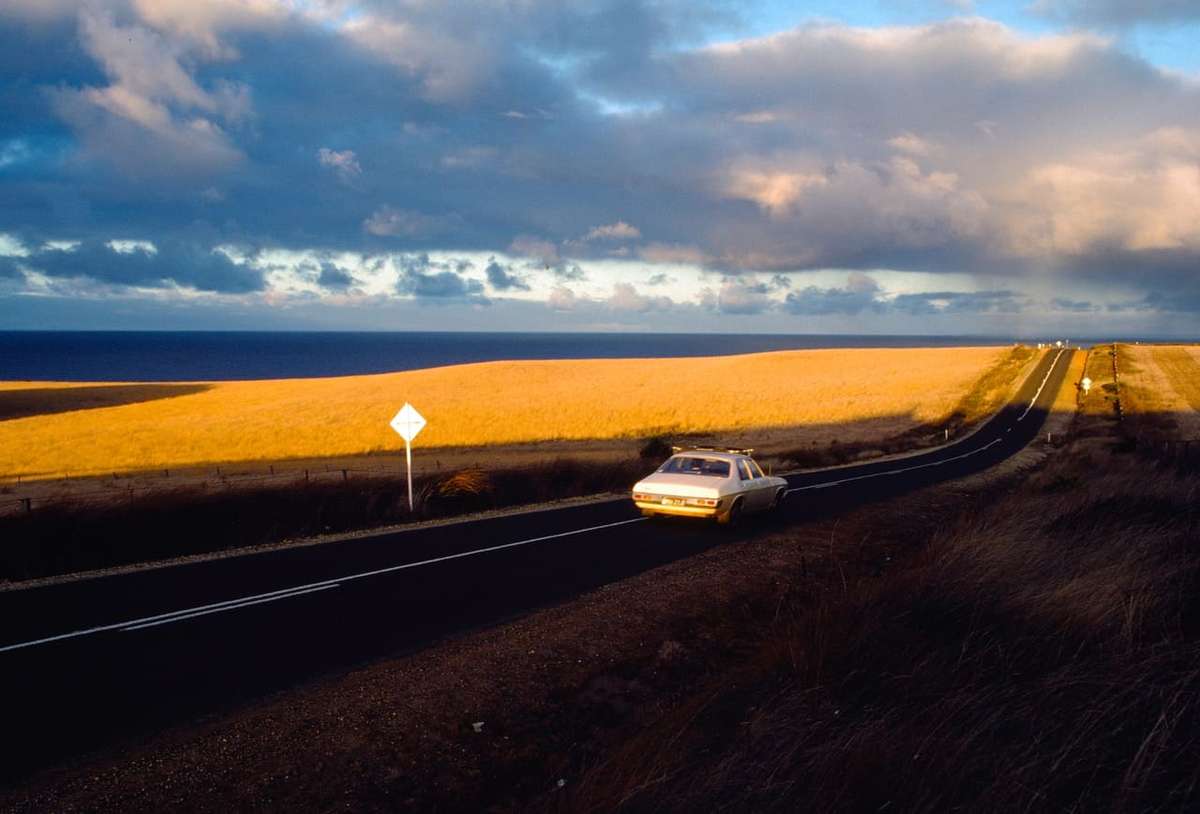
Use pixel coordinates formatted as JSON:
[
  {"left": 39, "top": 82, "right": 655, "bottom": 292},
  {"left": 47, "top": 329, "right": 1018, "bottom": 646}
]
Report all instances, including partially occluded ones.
[{"left": 718, "top": 498, "right": 743, "bottom": 526}]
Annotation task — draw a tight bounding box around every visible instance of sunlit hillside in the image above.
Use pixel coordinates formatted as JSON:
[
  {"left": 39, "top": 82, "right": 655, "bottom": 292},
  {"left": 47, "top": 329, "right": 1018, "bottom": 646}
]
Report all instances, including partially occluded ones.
[
  {"left": 1116, "top": 344, "right": 1200, "bottom": 437},
  {"left": 0, "top": 347, "right": 1014, "bottom": 479}
]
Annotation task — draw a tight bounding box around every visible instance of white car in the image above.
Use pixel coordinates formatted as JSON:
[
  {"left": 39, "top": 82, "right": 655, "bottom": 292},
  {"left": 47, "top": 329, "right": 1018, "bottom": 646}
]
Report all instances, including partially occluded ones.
[{"left": 632, "top": 448, "right": 789, "bottom": 524}]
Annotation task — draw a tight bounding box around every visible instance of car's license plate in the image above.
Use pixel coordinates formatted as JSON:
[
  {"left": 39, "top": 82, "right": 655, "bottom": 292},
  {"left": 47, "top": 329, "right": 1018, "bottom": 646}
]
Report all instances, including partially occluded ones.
[{"left": 662, "top": 497, "right": 685, "bottom": 506}]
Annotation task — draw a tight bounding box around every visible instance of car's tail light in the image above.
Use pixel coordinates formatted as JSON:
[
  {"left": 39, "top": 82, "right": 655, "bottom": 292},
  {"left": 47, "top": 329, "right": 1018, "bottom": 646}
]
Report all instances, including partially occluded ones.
[
  {"left": 686, "top": 498, "right": 719, "bottom": 507},
  {"left": 632, "top": 492, "right": 655, "bottom": 502}
]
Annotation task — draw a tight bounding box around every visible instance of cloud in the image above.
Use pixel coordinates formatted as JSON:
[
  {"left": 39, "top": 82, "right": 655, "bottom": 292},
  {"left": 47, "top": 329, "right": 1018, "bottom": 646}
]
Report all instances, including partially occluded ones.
[
  {"left": 1050, "top": 296, "right": 1099, "bottom": 312},
  {"left": 702, "top": 279, "right": 774, "bottom": 315},
  {"left": 1004, "top": 128, "right": 1200, "bottom": 256},
  {"left": 18, "top": 239, "right": 263, "bottom": 293},
  {"left": 607, "top": 281, "right": 671, "bottom": 312},
  {"left": 638, "top": 244, "right": 709, "bottom": 265},
  {"left": 364, "top": 207, "right": 457, "bottom": 238},
  {"left": 316, "top": 261, "right": 354, "bottom": 290},
  {"left": 583, "top": 221, "right": 641, "bottom": 241},
  {"left": 1031, "top": 0, "right": 1200, "bottom": 26},
  {"left": 783, "top": 273, "right": 884, "bottom": 315},
  {"left": 4, "top": 5, "right": 1200, "bottom": 327},
  {"left": 485, "top": 257, "right": 530, "bottom": 291},
  {"left": 50, "top": 9, "right": 248, "bottom": 178},
  {"left": 508, "top": 235, "right": 560, "bottom": 266},
  {"left": 547, "top": 285, "right": 577, "bottom": 311},
  {"left": 723, "top": 167, "right": 828, "bottom": 217},
  {"left": 646, "top": 272, "right": 673, "bottom": 286},
  {"left": 395, "top": 252, "right": 486, "bottom": 302},
  {"left": 890, "top": 290, "right": 1024, "bottom": 315},
  {"left": 317, "top": 147, "right": 361, "bottom": 182},
  {"left": 508, "top": 234, "right": 586, "bottom": 279}
]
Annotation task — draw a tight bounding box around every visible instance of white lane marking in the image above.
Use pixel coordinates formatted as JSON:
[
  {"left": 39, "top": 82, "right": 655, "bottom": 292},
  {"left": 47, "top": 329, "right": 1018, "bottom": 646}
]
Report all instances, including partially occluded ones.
[
  {"left": 786, "top": 438, "right": 1003, "bottom": 493},
  {"left": 123, "top": 584, "right": 338, "bottom": 631},
  {"left": 786, "top": 349, "right": 1065, "bottom": 496},
  {"left": 0, "top": 583, "right": 344, "bottom": 654},
  {"left": 0, "top": 517, "right": 647, "bottom": 654},
  {"left": 1017, "top": 348, "right": 1065, "bottom": 422}
]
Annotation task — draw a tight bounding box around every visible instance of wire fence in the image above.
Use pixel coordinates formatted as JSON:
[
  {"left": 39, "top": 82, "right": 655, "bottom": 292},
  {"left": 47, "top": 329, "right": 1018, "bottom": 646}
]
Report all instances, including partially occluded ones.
[{"left": 0, "top": 460, "right": 432, "bottom": 516}]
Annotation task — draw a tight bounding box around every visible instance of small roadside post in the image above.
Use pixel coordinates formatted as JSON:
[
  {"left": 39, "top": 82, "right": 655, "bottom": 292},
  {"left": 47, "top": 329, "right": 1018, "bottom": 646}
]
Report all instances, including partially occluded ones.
[
  {"left": 390, "top": 402, "right": 427, "bottom": 511},
  {"left": 1081, "top": 376, "right": 1092, "bottom": 396}
]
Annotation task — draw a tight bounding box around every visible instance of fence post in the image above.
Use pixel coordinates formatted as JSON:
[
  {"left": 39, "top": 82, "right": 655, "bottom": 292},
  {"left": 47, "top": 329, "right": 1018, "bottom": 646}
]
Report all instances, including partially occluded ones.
[
  {"left": 304, "top": 469, "right": 309, "bottom": 483},
  {"left": 342, "top": 469, "right": 348, "bottom": 482},
  {"left": 21, "top": 497, "right": 31, "bottom": 514}
]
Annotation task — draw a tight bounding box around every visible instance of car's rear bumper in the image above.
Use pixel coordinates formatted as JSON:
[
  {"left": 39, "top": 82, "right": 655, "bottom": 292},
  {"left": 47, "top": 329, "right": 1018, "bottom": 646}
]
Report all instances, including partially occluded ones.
[{"left": 633, "top": 499, "right": 723, "bottom": 518}]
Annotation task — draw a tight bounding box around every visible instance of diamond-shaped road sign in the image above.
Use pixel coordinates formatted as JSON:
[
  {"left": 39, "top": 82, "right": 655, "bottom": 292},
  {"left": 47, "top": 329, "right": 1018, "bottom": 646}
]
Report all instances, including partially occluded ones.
[{"left": 390, "top": 403, "right": 426, "bottom": 443}]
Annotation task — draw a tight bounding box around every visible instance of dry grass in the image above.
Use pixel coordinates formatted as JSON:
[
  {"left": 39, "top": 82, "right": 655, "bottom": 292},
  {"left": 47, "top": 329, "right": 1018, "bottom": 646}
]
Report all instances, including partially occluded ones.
[
  {"left": 0, "top": 346, "right": 1008, "bottom": 480},
  {"left": 558, "top": 451, "right": 1200, "bottom": 813},
  {"left": 1115, "top": 344, "right": 1200, "bottom": 438}
]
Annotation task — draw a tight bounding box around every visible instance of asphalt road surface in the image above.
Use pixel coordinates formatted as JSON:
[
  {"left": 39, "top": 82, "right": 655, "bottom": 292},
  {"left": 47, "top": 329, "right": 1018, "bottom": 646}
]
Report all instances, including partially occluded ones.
[{"left": 0, "top": 348, "right": 1072, "bottom": 784}]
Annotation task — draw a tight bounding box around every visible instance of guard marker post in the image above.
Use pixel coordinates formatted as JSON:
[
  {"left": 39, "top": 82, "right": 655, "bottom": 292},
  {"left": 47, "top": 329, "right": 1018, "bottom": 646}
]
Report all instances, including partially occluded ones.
[{"left": 390, "top": 402, "right": 427, "bottom": 512}]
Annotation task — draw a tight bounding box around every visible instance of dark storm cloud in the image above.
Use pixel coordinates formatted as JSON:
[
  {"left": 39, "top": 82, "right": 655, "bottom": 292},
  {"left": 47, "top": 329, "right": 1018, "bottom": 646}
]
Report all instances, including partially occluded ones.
[
  {"left": 485, "top": 258, "right": 530, "bottom": 291},
  {"left": 891, "top": 290, "right": 1024, "bottom": 316},
  {"left": 396, "top": 253, "right": 487, "bottom": 302},
  {"left": 19, "top": 240, "right": 263, "bottom": 293}
]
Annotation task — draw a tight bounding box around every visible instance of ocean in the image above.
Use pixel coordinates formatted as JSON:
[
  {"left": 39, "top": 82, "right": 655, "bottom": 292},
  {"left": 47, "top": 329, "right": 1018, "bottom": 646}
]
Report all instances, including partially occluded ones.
[{"left": 0, "top": 331, "right": 1097, "bottom": 382}]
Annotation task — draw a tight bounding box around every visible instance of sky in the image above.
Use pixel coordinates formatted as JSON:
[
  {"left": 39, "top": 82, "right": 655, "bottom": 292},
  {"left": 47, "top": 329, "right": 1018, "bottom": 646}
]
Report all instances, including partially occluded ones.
[{"left": 1, "top": 0, "right": 1199, "bottom": 335}]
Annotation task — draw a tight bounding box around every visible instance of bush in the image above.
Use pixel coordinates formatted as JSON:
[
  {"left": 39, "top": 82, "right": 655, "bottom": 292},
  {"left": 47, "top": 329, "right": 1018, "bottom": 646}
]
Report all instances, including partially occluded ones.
[{"left": 639, "top": 436, "right": 673, "bottom": 461}]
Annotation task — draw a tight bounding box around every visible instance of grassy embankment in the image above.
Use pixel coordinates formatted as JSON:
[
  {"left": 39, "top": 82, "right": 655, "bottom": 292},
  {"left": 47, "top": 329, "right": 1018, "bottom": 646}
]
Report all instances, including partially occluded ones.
[
  {"left": 0, "top": 346, "right": 1010, "bottom": 481},
  {"left": 557, "top": 452, "right": 1200, "bottom": 813}
]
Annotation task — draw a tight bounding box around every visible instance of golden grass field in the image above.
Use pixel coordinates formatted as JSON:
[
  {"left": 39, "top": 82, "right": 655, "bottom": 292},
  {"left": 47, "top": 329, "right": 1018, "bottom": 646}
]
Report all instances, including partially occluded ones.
[
  {"left": 1115, "top": 344, "right": 1200, "bottom": 437},
  {"left": 0, "top": 346, "right": 1015, "bottom": 480}
]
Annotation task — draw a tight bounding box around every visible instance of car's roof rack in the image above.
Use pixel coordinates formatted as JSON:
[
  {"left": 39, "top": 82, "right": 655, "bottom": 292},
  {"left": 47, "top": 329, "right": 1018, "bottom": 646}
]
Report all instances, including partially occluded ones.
[{"left": 671, "top": 445, "right": 755, "bottom": 456}]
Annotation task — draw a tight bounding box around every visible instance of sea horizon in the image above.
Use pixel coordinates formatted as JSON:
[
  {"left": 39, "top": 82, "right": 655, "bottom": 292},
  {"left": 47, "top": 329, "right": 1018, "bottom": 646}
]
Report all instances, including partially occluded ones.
[{"left": 0, "top": 330, "right": 1179, "bottom": 382}]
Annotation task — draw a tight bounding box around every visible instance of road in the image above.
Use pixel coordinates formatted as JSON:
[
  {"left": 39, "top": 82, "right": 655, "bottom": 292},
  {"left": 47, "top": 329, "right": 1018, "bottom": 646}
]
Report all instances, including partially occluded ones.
[{"left": 0, "top": 348, "right": 1072, "bottom": 784}]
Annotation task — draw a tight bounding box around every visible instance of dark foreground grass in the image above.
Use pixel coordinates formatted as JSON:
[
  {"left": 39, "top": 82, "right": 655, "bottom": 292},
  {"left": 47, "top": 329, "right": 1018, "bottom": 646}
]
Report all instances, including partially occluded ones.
[
  {"left": 555, "top": 451, "right": 1200, "bottom": 813},
  {"left": 0, "top": 458, "right": 647, "bottom": 582}
]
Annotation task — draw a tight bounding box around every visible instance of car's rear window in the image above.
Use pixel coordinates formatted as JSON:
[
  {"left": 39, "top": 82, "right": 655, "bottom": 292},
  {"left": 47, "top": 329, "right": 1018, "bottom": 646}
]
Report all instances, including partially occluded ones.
[{"left": 658, "top": 456, "right": 730, "bottom": 477}]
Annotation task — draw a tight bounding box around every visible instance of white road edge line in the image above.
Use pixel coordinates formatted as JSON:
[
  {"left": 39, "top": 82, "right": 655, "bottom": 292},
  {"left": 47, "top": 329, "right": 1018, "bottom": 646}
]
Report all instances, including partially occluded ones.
[
  {"left": 0, "top": 517, "right": 647, "bottom": 654},
  {"left": 122, "top": 584, "right": 339, "bottom": 631},
  {"left": 786, "top": 349, "right": 1065, "bottom": 495}
]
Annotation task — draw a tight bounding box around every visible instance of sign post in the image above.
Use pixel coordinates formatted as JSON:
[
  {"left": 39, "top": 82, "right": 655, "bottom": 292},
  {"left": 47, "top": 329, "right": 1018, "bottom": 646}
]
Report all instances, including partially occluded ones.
[
  {"left": 1080, "top": 376, "right": 1092, "bottom": 396},
  {"left": 389, "top": 403, "right": 426, "bottom": 511}
]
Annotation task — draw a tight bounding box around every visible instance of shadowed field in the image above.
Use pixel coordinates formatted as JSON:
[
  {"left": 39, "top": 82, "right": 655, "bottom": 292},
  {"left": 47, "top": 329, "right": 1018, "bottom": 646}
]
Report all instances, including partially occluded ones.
[
  {"left": 0, "top": 346, "right": 1015, "bottom": 480},
  {"left": 0, "top": 384, "right": 209, "bottom": 421}
]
